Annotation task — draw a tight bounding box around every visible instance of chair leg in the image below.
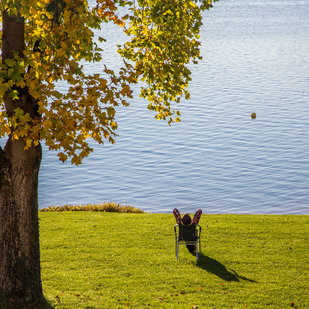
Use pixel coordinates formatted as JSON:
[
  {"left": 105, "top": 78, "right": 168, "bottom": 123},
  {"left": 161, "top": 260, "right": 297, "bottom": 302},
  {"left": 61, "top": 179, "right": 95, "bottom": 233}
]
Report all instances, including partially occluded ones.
[
  {"left": 176, "top": 239, "right": 179, "bottom": 260},
  {"left": 175, "top": 238, "right": 177, "bottom": 258},
  {"left": 196, "top": 240, "right": 198, "bottom": 261}
]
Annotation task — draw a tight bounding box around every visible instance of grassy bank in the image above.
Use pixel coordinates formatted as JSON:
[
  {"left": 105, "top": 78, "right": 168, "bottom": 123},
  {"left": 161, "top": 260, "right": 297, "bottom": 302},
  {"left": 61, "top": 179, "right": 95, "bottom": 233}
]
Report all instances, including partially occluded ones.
[{"left": 39, "top": 213, "right": 309, "bottom": 308}]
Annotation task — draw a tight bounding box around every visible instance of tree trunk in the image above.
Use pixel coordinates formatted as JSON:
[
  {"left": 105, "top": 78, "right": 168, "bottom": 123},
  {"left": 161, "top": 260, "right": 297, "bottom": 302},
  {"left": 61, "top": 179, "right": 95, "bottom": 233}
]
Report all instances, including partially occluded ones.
[
  {"left": 0, "top": 10, "right": 45, "bottom": 308},
  {"left": 0, "top": 140, "right": 43, "bottom": 307}
]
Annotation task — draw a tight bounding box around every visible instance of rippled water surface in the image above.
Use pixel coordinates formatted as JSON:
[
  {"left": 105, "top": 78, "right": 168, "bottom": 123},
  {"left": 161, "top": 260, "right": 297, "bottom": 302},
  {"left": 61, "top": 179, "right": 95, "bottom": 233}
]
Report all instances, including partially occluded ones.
[{"left": 38, "top": 0, "right": 309, "bottom": 214}]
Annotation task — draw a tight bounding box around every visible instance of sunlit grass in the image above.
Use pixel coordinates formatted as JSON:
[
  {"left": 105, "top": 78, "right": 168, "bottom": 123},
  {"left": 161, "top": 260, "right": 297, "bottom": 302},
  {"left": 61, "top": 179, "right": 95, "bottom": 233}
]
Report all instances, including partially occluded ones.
[{"left": 39, "top": 213, "right": 309, "bottom": 308}]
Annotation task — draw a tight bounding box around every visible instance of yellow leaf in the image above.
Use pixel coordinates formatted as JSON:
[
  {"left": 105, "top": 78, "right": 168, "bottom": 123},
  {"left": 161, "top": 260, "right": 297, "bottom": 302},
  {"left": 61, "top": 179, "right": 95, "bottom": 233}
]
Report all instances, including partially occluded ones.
[
  {"left": 61, "top": 42, "right": 68, "bottom": 49},
  {"left": 57, "top": 49, "right": 66, "bottom": 58},
  {"left": 11, "top": 132, "right": 19, "bottom": 140},
  {"left": 24, "top": 139, "right": 32, "bottom": 150},
  {"left": 58, "top": 152, "right": 68, "bottom": 163}
]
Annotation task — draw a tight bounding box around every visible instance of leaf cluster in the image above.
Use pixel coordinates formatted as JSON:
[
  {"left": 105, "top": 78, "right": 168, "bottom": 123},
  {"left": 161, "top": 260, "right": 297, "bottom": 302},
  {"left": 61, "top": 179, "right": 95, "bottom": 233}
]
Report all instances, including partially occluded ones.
[
  {"left": 119, "top": 0, "right": 217, "bottom": 124},
  {"left": 1, "top": 0, "right": 136, "bottom": 163},
  {"left": 0, "top": 0, "right": 217, "bottom": 164}
]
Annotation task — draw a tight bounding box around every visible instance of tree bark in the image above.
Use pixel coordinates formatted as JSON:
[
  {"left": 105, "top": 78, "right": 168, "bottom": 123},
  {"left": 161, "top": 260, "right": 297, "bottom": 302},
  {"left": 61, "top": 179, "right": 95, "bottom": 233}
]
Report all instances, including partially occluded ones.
[
  {"left": 0, "top": 10, "right": 45, "bottom": 308},
  {"left": 0, "top": 140, "right": 43, "bottom": 307}
]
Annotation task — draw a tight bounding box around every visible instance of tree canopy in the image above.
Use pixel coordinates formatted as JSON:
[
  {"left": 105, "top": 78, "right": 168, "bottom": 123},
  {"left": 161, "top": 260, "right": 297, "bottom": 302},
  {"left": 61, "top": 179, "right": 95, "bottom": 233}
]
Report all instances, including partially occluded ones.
[{"left": 0, "top": 0, "right": 216, "bottom": 165}]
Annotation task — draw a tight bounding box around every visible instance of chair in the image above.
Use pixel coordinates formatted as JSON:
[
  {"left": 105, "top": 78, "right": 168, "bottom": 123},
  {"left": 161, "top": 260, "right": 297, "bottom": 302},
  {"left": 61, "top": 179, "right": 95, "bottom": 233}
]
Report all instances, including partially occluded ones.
[{"left": 174, "top": 223, "right": 201, "bottom": 261}]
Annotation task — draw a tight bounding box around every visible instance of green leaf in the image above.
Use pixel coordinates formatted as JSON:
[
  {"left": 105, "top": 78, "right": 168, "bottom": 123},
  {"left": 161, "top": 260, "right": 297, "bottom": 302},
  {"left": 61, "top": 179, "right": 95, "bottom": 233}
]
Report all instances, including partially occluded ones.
[
  {"left": 4, "top": 58, "right": 15, "bottom": 67},
  {"left": 8, "top": 90, "right": 19, "bottom": 100},
  {"left": 14, "top": 107, "right": 24, "bottom": 117}
]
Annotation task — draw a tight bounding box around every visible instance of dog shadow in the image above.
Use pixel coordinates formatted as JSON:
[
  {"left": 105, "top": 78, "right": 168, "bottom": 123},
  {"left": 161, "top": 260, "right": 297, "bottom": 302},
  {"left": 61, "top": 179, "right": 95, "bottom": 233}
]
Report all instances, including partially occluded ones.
[{"left": 196, "top": 253, "right": 257, "bottom": 282}]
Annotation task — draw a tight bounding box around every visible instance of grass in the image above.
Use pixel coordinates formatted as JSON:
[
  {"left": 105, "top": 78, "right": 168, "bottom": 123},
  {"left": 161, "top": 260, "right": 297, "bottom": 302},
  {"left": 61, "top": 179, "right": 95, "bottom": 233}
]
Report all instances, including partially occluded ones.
[{"left": 39, "top": 212, "right": 309, "bottom": 308}]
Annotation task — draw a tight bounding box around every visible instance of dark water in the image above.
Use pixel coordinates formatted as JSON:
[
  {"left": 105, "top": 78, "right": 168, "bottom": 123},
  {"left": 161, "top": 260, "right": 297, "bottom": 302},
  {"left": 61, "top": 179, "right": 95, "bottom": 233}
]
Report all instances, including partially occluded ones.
[{"left": 18, "top": 0, "right": 309, "bottom": 213}]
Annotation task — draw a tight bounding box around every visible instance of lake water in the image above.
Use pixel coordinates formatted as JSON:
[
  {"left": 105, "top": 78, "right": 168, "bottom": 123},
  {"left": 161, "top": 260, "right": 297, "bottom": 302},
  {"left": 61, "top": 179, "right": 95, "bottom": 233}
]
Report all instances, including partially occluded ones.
[{"left": 8, "top": 0, "right": 309, "bottom": 214}]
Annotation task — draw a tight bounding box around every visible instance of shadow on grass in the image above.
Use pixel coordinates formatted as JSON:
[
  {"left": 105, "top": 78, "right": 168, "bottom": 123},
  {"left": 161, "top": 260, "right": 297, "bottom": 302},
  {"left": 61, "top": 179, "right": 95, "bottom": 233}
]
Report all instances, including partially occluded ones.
[
  {"left": 196, "top": 253, "right": 257, "bottom": 283},
  {"left": 0, "top": 296, "right": 54, "bottom": 309}
]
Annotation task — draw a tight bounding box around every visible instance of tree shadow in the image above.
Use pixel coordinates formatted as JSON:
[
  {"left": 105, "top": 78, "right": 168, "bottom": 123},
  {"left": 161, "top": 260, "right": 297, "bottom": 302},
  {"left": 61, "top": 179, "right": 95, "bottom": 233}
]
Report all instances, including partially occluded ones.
[
  {"left": 0, "top": 296, "right": 54, "bottom": 309},
  {"left": 196, "top": 253, "right": 257, "bottom": 283}
]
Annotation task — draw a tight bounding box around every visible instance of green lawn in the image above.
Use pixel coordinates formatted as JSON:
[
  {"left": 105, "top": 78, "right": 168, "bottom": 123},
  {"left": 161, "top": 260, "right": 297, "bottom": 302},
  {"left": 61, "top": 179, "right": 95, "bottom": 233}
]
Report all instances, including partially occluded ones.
[{"left": 39, "top": 212, "right": 309, "bottom": 308}]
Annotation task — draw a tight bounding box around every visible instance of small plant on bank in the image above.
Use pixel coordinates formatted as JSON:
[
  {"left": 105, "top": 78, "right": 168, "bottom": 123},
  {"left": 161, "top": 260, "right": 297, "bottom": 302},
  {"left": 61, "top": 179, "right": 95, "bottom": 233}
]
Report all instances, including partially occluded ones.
[{"left": 39, "top": 202, "right": 144, "bottom": 213}]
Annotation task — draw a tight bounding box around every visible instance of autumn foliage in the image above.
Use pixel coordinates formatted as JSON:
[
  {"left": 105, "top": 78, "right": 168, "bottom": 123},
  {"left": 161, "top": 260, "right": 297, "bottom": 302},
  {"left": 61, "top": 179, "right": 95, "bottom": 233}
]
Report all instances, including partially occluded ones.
[{"left": 0, "top": 0, "right": 216, "bottom": 165}]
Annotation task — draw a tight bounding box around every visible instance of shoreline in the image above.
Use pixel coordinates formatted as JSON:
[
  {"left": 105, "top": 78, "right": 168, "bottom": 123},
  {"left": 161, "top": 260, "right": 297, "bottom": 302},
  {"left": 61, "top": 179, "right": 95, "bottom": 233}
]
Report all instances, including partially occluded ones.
[{"left": 39, "top": 203, "right": 309, "bottom": 216}]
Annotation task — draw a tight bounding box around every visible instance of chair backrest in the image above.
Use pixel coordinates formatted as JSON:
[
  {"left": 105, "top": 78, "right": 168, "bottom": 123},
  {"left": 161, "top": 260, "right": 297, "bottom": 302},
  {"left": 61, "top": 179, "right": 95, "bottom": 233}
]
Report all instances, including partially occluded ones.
[{"left": 179, "top": 224, "right": 197, "bottom": 241}]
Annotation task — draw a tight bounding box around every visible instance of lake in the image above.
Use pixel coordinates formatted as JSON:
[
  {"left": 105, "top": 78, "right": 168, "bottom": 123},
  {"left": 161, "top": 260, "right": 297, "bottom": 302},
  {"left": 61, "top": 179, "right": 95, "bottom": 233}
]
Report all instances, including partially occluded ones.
[{"left": 11, "top": 0, "right": 309, "bottom": 214}]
